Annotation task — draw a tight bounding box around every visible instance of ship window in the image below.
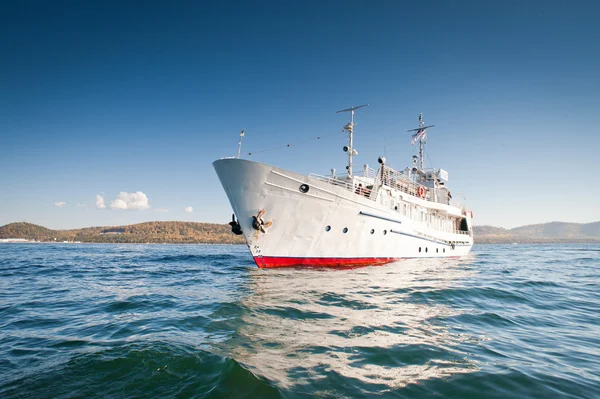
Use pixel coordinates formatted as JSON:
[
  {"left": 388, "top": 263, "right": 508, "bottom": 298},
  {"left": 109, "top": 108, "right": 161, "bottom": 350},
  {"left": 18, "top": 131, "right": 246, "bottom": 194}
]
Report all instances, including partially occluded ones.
[
  {"left": 343, "top": 227, "right": 348, "bottom": 233},
  {"left": 370, "top": 229, "right": 375, "bottom": 234},
  {"left": 436, "top": 248, "right": 439, "bottom": 253},
  {"left": 419, "top": 247, "right": 422, "bottom": 252},
  {"left": 325, "top": 225, "right": 331, "bottom": 232},
  {"left": 383, "top": 230, "right": 387, "bottom": 235},
  {"left": 426, "top": 247, "right": 428, "bottom": 253},
  {"left": 299, "top": 184, "right": 309, "bottom": 193}
]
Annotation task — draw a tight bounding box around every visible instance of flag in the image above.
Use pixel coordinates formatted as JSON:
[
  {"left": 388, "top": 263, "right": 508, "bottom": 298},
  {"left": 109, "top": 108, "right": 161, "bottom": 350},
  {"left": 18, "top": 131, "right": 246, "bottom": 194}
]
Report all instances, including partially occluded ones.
[{"left": 411, "top": 128, "right": 427, "bottom": 145}]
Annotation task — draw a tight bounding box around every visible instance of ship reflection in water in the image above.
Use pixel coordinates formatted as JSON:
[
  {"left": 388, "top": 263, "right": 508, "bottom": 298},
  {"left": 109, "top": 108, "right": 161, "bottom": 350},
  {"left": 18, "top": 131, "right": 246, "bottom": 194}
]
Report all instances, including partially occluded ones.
[{"left": 226, "top": 257, "right": 479, "bottom": 391}]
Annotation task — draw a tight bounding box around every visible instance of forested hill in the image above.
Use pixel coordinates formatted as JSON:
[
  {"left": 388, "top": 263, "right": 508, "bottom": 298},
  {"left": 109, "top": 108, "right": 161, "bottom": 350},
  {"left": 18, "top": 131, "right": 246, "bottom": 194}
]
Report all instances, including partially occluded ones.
[
  {"left": 0, "top": 222, "right": 245, "bottom": 244},
  {"left": 474, "top": 221, "right": 600, "bottom": 243}
]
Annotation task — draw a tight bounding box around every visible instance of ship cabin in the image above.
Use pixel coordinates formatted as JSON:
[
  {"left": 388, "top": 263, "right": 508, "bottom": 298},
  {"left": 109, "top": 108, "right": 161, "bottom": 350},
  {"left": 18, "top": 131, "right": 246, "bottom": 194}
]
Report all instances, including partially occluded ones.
[{"left": 309, "top": 161, "right": 472, "bottom": 238}]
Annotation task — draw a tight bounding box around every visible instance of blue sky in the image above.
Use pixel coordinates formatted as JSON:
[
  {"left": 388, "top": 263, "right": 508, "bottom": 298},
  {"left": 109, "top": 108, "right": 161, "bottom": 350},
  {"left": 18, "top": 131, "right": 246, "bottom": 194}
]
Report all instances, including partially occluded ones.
[{"left": 1, "top": 1, "right": 599, "bottom": 229}]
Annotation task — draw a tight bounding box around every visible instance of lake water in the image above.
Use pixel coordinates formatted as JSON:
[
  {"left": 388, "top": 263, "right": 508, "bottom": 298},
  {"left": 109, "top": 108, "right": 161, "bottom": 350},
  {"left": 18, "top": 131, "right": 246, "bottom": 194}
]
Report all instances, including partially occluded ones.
[{"left": 0, "top": 243, "right": 598, "bottom": 398}]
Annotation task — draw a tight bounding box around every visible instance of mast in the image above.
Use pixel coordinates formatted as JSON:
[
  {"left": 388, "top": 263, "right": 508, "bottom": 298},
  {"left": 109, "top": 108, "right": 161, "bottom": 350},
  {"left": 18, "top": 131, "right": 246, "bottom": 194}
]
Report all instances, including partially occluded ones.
[
  {"left": 408, "top": 113, "right": 435, "bottom": 171},
  {"left": 336, "top": 104, "right": 368, "bottom": 177}
]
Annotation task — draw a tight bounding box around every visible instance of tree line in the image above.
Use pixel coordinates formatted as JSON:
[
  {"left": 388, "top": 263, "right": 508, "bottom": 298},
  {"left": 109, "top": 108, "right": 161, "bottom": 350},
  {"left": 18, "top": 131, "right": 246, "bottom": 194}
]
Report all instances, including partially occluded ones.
[{"left": 0, "top": 222, "right": 246, "bottom": 244}]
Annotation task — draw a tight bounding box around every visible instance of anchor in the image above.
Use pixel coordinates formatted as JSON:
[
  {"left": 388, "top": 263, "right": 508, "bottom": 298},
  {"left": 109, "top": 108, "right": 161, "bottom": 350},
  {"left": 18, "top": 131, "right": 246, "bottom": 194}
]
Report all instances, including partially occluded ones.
[
  {"left": 252, "top": 209, "right": 272, "bottom": 233},
  {"left": 229, "top": 214, "right": 243, "bottom": 235}
]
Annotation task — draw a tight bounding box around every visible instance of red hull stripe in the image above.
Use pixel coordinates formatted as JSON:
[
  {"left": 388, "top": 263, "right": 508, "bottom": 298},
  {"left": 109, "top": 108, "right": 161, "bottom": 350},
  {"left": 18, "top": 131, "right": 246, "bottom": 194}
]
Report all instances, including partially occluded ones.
[{"left": 253, "top": 256, "right": 400, "bottom": 268}]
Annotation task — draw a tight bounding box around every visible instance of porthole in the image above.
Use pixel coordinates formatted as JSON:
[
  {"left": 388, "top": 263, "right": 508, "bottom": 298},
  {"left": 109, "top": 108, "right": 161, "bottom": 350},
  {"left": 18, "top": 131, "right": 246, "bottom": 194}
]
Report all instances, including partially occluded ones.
[
  {"left": 426, "top": 247, "right": 428, "bottom": 253},
  {"left": 325, "top": 225, "right": 331, "bottom": 232},
  {"left": 419, "top": 247, "right": 422, "bottom": 253},
  {"left": 383, "top": 230, "right": 387, "bottom": 235},
  {"left": 394, "top": 206, "right": 398, "bottom": 211},
  {"left": 299, "top": 184, "right": 309, "bottom": 193},
  {"left": 343, "top": 227, "right": 348, "bottom": 233},
  {"left": 370, "top": 229, "right": 375, "bottom": 234}
]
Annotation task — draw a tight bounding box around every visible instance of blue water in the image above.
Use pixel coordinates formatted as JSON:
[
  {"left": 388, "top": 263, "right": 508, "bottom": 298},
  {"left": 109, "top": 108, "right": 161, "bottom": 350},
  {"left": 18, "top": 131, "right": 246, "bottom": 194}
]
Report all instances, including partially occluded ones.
[{"left": 0, "top": 243, "right": 599, "bottom": 398}]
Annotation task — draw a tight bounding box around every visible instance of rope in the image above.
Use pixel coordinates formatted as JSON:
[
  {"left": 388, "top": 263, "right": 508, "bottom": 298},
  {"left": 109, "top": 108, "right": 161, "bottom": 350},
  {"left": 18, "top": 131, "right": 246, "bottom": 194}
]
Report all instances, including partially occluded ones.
[{"left": 247, "top": 131, "right": 340, "bottom": 156}]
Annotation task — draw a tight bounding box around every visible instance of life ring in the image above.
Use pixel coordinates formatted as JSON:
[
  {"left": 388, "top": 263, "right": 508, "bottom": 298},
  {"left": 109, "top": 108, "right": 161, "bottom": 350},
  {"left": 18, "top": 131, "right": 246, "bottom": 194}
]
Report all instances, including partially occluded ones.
[{"left": 417, "top": 186, "right": 424, "bottom": 198}]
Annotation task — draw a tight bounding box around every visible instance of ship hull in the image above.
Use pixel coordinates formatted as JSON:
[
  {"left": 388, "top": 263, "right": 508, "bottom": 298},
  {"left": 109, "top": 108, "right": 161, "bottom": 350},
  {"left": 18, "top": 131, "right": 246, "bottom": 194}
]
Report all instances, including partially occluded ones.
[{"left": 214, "top": 158, "right": 473, "bottom": 268}]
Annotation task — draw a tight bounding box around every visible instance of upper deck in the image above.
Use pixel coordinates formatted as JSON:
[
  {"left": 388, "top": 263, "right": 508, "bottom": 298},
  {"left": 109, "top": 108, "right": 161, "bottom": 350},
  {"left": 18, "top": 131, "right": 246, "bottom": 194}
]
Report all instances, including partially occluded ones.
[{"left": 309, "top": 164, "right": 463, "bottom": 209}]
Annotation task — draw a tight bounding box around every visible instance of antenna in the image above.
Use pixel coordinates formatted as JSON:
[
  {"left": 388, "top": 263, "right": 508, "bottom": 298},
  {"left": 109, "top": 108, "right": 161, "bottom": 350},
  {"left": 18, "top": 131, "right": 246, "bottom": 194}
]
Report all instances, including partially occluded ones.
[
  {"left": 237, "top": 129, "right": 245, "bottom": 159},
  {"left": 336, "top": 104, "right": 368, "bottom": 177},
  {"left": 407, "top": 113, "right": 434, "bottom": 170}
]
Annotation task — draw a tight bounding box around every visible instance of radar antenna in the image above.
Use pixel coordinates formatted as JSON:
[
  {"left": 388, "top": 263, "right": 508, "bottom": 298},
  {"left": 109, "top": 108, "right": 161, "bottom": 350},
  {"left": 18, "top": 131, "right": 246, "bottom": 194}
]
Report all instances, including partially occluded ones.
[
  {"left": 336, "top": 104, "right": 368, "bottom": 177},
  {"left": 407, "top": 113, "right": 434, "bottom": 170}
]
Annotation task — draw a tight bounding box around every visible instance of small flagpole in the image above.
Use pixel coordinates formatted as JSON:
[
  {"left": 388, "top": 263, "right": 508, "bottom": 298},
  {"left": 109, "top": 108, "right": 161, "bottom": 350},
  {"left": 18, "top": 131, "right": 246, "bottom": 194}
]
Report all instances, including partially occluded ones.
[
  {"left": 237, "top": 129, "right": 245, "bottom": 159},
  {"left": 419, "top": 113, "right": 425, "bottom": 170}
]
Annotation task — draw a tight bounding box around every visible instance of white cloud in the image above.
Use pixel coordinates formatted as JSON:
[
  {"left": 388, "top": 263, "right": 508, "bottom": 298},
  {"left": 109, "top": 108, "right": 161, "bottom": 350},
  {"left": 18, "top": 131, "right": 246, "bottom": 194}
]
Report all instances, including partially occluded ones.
[
  {"left": 110, "top": 191, "right": 150, "bottom": 210},
  {"left": 53, "top": 201, "right": 66, "bottom": 207},
  {"left": 96, "top": 194, "right": 107, "bottom": 209},
  {"left": 184, "top": 206, "right": 193, "bottom": 213}
]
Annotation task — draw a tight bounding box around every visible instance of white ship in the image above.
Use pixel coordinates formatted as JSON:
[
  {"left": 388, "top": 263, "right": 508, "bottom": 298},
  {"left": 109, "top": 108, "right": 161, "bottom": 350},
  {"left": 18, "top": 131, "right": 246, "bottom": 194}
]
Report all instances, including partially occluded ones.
[{"left": 214, "top": 105, "right": 473, "bottom": 268}]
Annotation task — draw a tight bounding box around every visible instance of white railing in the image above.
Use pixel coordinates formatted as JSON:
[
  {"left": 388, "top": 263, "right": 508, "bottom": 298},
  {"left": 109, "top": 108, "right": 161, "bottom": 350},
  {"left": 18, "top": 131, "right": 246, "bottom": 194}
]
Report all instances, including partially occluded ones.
[
  {"left": 309, "top": 173, "right": 375, "bottom": 199},
  {"left": 380, "top": 166, "right": 426, "bottom": 198},
  {"left": 312, "top": 167, "right": 469, "bottom": 217},
  {"left": 362, "top": 166, "right": 377, "bottom": 179},
  {"left": 329, "top": 166, "right": 376, "bottom": 180},
  {"left": 308, "top": 174, "right": 355, "bottom": 192}
]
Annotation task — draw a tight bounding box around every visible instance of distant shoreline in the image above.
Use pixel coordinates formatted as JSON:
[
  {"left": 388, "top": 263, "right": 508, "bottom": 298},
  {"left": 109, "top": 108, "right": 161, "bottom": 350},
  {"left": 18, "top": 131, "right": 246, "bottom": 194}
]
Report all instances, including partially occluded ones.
[
  {"left": 2, "top": 221, "right": 599, "bottom": 245},
  {"left": 0, "top": 221, "right": 245, "bottom": 245},
  {"left": 0, "top": 240, "right": 244, "bottom": 245},
  {"left": 474, "top": 237, "right": 600, "bottom": 244},
  {"left": 2, "top": 239, "right": 598, "bottom": 245}
]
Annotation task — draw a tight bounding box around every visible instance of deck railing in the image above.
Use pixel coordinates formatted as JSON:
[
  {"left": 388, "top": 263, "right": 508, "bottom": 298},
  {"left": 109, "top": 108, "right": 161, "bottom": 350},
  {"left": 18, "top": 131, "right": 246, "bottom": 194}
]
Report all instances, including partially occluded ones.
[
  {"left": 310, "top": 167, "right": 466, "bottom": 213},
  {"left": 380, "top": 166, "right": 421, "bottom": 197},
  {"left": 308, "top": 174, "right": 355, "bottom": 192}
]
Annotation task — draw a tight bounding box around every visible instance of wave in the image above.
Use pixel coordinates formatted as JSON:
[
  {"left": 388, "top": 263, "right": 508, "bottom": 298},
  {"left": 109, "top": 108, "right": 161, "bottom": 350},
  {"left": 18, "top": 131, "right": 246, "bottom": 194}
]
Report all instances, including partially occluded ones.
[
  {"left": 396, "top": 369, "right": 598, "bottom": 399},
  {"left": 151, "top": 254, "right": 242, "bottom": 263},
  {"left": 0, "top": 341, "right": 282, "bottom": 399}
]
